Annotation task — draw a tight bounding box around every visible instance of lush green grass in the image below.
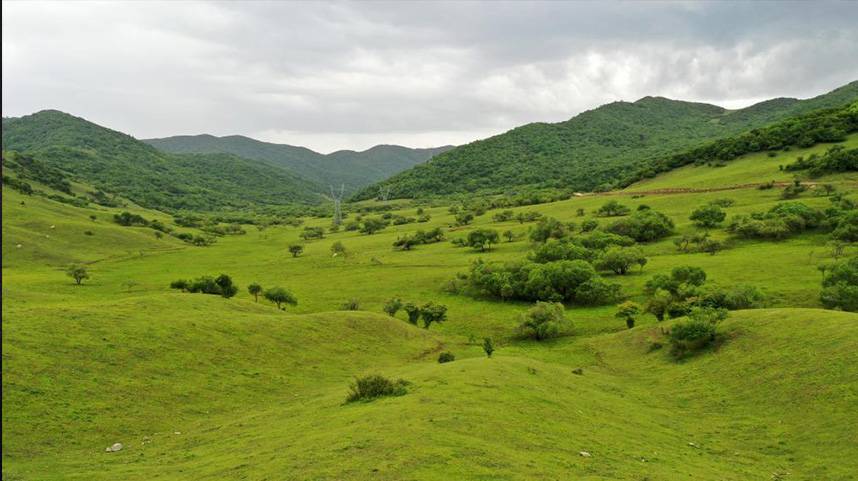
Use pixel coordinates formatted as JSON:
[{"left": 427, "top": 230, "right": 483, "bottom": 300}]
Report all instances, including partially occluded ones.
[{"left": 3, "top": 142, "right": 857, "bottom": 479}]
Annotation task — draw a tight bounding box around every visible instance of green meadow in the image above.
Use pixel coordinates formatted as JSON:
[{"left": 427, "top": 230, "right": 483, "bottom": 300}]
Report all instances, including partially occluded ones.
[{"left": 3, "top": 137, "right": 857, "bottom": 480}]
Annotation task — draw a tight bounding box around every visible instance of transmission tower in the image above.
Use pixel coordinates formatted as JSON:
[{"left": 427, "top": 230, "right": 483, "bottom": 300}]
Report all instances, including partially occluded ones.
[{"left": 330, "top": 184, "right": 345, "bottom": 226}]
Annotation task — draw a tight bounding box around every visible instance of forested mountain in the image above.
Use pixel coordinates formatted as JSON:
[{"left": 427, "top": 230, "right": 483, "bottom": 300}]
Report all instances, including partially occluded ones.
[
  {"left": 354, "top": 81, "right": 858, "bottom": 200},
  {"left": 1, "top": 110, "right": 322, "bottom": 211},
  {"left": 144, "top": 134, "right": 452, "bottom": 192}
]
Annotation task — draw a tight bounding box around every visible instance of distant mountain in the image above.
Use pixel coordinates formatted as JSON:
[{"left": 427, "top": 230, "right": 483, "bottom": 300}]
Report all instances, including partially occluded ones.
[
  {"left": 1, "top": 110, "right": 322, "bottom": 212},
  {"left": 143, "top": 134, "right": 453, "bottom": 193},
  {"left": 354, "top": 80, "right": 858, "bottom": 200}
]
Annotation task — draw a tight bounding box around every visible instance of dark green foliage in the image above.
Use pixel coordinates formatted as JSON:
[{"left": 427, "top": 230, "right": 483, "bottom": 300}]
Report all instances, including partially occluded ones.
[
  {"left": 645, "top": 266, "right": 707, "bottom": 297},
  {"left": 360, "top": 217, "right": 388, "bottom": 235},
  {"left": 580, "top": 219, "right": 599, "bottom": 232},
  {"left": 403, "top": 303, "right": 421, "bottom": 325},
  {"left": 113, "top": 211, "right": 149, "bottom": 227},
  {"left": 596, "top": 247, "right": 647, "bottom": 275},
  {"left": 247, "top": 282, "right": 263, "bottom": 302},
  {"left": 2, "top": 110, "right": 322, "bottom": 212},
  {"left": 173, "top": 274, "right": 238, "bottom": 298},
  {"left": 300, "top": 226, "right": 325, "bottom": 240},
  {"left": 784, "top": 145, "right": 858, "bottom": 177},
  {"left": 354, "top": 84, "right": 858, "bottom": 200},
  {"left": 420, "top": 302, "right": 448, "bottom": 329},
  {"left": 492, "top": 210, "right": 515, "bottom": 222},
  {"left": 462, "top": 259, "right": 620, "bottom": 305},
  {"left": 528, "top": 240, "right": 594, "bottom": 264},
  {"left": 519, "top": 301, "right": 569, "bottom": 340},
  {"left": 344, "top": 375, "right": 409, "bottom": 403},
  {"left": 330, "top": 241, "right": 347, "bottom": 257},
  {"left": 516, "top": 211, "right": 544, "bottom": 224},
  {"left": 699, "top": 284, "right": 765, "bottom": 310},
  {"left": 437, "top": 352, "right": 456, "bottom": 363},
  {"left": 596, "top": 200, "right": 630, "bottom": 217},
  {"left": 288, "top": 244, "right": 304, "bottom": 257},
  {"left": 66, "top": 265, "right": 89, "bottom": 285},
  {"left": 821, "top": 257, "right": 858, "bottom": 312},
  {"left": 169, "top": 279, "right": 189, "bottom": 291},
  {"left": 831, "top": 211, "right": 858, "bottom": 242},
  {"left": 455, "top": 212, "right": 474, "bottom": 226},
  {"left": 263, "top": 286, "right": 298, "bottom": 309},
  {"left": 383, "top": 297, "right": 403, "bottom": 317},
  {"left": 615, "top": 301, "right": 641, "bottom": 329},
  {"left": 689, "top": 205, "right": 726, "bottom": 228},
  {"left": 482, "top": 337, "right": 495, "bottom": 358},
  {"left": 529, "top": 217, "right": 567, "bottom": 243},
  {"left": 341, "top": 298, "right": 361, "bottom": 311},
  {"left": 3, "top": 151, "right": 72, "bottom": 194},
  {"left": 393, "top": 228, "right": 444, "bottom": 251},
  {"left": 466, "top": 229, "right": 500, "bottom": 251},
  {"left": 503, "top": 230, "right": 515, "bottom": 242},
  {"left": 607, "top": 209, "right": 674, "bottom": 242},
  {"left": 728, "top": 202, "right": 823, "bottom": 240}
]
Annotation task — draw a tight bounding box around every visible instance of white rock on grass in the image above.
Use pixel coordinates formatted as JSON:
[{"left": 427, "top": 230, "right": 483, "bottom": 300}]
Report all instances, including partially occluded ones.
[
  {"left": 579, "top": 451, "right": 591, "bottom": 457},
  {"left": 105, "top": 442, "right": 123, "bottom": 452}
]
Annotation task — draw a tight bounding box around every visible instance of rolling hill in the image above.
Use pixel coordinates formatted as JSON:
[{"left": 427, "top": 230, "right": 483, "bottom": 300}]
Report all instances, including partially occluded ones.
[
  {"left": 144, "top": 134, "right": 453, "bottom": 193},
  {"left": 1, "top": 110, "right": 323, "bottom": 212},
  {"left": 354, "top": 80, "right": 858, "bottom": 200}
]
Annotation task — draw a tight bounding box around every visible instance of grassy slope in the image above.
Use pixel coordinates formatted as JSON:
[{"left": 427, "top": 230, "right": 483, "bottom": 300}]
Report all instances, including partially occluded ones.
[{"left": 3, "top": 139, "right": 857, "bottom": 480}]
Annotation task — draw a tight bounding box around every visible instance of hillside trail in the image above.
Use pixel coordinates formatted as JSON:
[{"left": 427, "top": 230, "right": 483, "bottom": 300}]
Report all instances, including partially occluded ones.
[{"left": 577, "top": 180, "right": 858, "bottom": 197}]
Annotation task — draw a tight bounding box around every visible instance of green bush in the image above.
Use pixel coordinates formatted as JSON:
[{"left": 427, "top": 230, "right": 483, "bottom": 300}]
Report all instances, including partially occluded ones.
[
  {"left": 519, "top": 301, "right": 569, "bottom": 340},
  {"left": 437, "top": 352, "right": 456, "bottom": 363},
  {"left": 345, "top": 375, "right": 409, "bottom": 403},
  {"left": 821, "top": 257, "right": 858, "bottom": 311},
  {"left": 607, "top": 209, "right": 674, "bottom": 242}
]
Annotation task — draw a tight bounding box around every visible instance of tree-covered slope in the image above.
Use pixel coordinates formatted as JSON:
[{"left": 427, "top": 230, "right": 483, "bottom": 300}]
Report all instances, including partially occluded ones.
[
  {"left": 355, "top": 80, "right": 858, "bottom": 200},
  {"left": 144, "top": 134, "right": 453, "bottom": 192},
  {"left": 1, "top": 110, "right": 322, "bottom": 211}
]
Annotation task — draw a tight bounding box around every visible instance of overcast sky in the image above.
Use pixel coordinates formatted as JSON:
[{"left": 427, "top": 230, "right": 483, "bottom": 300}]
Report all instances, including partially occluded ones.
[{"left": 3, "top": 1, "right": 857, "bottom": 153}]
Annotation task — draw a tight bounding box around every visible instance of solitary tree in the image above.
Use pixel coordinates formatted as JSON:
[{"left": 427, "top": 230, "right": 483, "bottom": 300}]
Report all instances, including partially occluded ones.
[
  {"left": 519, "top": 301, "right": 568, "bottom": 340},
  {"left": 66, "top": 265, "right": 90, "bottom": 285},
  {"left": 615, "top": 301, "right": 641, "bottom": 329},
  {"left": 248, "top": 282, "right": 263, "bottom": 302},
  {"left": 288, "top": 244, "right": 304, "bottom": 257},
  {"left": 264, "top": 287, "right": 298, "bottom": 310},
  {"left": 360, "top": 218, "right": 387, "bottom": 235},
  {"left": 596, "top": 247, "right": 647, "bottom": 275},
  {"left": 403, "top": 302, "right": 421, "bottom": 324},
  {"left": 482, "top": 337, "right": 495, "bottom": 358}
]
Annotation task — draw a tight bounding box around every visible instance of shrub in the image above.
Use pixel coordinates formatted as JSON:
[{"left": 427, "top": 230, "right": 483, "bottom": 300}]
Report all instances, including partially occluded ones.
[
  {"left": 492, "top": 210, "right": 514, "bottom": 222},
  {"left": 519, "top": 301, "right": 569, "bottom": 340},
  {"left": 420, "top": 302, "right": 448, "bottom": 329},
  {"left": 403, "top": 302, "right": 421, "bottom": 324},
  {"left": 300, "top": 226, "right": 325, "bottom": 240},
  {"left": 689, "top": 205, "right": 726, "bottom": 228},
  {"left": 529, "top": 217, "right": 567, "bottom": 243},
  {"left": 607, "top": 209, "right": 674, "bottom": 242},
  {"left": 360, "top": 217, "right": 388, "bottom": 234},
  {"left": 596, "top": 247, "right": 647, "bottom": 275},
  {"left": 264, "top": 286, "right": 298, "bottom": 309},
  {"left": 580, "top": 219, "right": 599, "bottom": 232},
  {"left": 248, "top": 282, "right": 263, "bottom": 302},
  {"left": 455, "top": 212, "right": 475, "bottom": 226},
  {"left": 288, "top": 244, "right": 304, "bottom": 257},
  {"left": 437, "top": 352, "right": 456, "bottom": 363},
  {"left": 340, "top": 298, "right": 361, "bottom": 310},
  {"left": 113, "top": 211, "right": 148, "bottom": 227},
  {"left": 467, "top": 229, "right": 500, "bottom": 251},
  {"left": 596, "top": 200, "right": 630, "bottom": 217},
  {"left": 669, "top": 319, "right": 717, "bottom": 358},
  {"left": 170, "top": 279, "right": 189, "bottom": 291},
  {"left": 578, "top": 231, "right": 634, "bottom": 249},
  {"left": 515, "top": 211, "right": 544, "bottom": 224},
  {"left": 383, "top": 297, "right": 403, "bottom": 317},
  {"left": 503, "top": 230, "right": 515, "bottom": 242},
  {"left": 821, "top": 257, "right": 858, "bottom": 311},
  {"left": 529, "top": 239, "right": 593, "bottom": 264},
  {"left": 615, "top": 301, "right": 641, "bottom": 329},
  {"left": 483, "top": 337, "right": 495, "bottom": 358},
  {"left": 331, "top": 241, "right": 347, "bottom": 257},
  {"left": 66, "top": 265, "right": 90, "bottom": 285},
  {"left": 345, "top": 375, "right": 409, "bottom": 403}
]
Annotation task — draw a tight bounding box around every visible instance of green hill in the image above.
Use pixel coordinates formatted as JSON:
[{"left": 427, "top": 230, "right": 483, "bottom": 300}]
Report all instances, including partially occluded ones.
[
  {"left": 355, "top": 80, "right": 858, "bottom": 200},
  {"left": 1, "top": 110, "right": 323, "bottom": 212},
  {"left": 144, "top": 134, "right": 453, "bottom": 193}
]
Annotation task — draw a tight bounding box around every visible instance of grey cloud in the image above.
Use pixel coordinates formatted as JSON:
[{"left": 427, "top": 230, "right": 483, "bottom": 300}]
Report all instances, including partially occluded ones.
[{"left": 3, "top": 1, "right": 857, "bottom": 152}]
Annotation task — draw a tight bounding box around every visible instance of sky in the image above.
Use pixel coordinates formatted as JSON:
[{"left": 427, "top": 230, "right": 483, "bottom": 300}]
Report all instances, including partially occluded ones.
[{"left": 3, "top": 1, "right": 858, "bottom": 154}]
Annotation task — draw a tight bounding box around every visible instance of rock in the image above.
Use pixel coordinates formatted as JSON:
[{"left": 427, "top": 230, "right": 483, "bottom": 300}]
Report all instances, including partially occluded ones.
[
  {"left": 106, "top": 442, "right": 123, "bottom": 452},
  {"left": 579, "top": 451, "right": 591, "bottom": 457},
  {"left": 572, "top": 368, "right": 584, "bottom": 375},
  {"left": 173, "top": 431, "right": 181, "bottom": 435},
  {"left": 688, "top": 442, "right": 699, "bottom": 448}
]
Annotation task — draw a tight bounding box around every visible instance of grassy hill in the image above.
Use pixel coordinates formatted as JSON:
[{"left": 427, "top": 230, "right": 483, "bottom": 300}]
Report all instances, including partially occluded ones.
[
  {"left": 144, "top": 134, "right": 453, "bottom": 193},
  {"left": 1, "top": 111, "right": 323, "bottom": 212},
  {"left": 3, "top": 118, "right": 857, "bottom": 479},
  {"left": 355, "top": 80, "right": 858, "bottom": 200}
]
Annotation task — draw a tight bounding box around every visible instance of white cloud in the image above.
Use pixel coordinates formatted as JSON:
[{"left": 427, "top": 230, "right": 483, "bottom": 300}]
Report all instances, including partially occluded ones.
[{"left": 3, "top": 1, "right": 857, "bottom": 153}]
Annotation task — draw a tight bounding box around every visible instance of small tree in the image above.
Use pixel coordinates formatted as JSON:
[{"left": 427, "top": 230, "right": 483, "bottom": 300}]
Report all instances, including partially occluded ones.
[
  {"left": 170, "top": 279, "right": 189, "bottom": 292},
  {"left": 519, "top": 301, "right": 568, "bottom": 340},
  {"left": 467, "top": 229, "right": 500, "bottom": 251},
  {"left": 689, "top": 205, "right": 726, "bottom": 228},
  {"left": 331, "top": 241, "right": 347, "bottom": 257},
  {"left": 420, "top": 302, "right": 448, "bottom": 329},
  {"left": 289, "top": 244, "right": 304, "bottom": 257},
  {"left": 645, "top": 289, "right": 672, "bottom": 321},
  {"left": 360, "top": 218, "right": 388, "bottom": 235},
  {"left": 341, "top": 298, "right": 361, "bottom": 310},
  {"left": 383, "top": 297, "right": 403, "bottom": 317},
  {"left": 455, "top": 212, "right": 474, "bottom": 226},
  {"left": 596, "top": 200, "right": 630, "bottom": 217},
  {"left": 438, "top": 352, "right": 455, "bottom": 363},
  {"left": 503, "top": 230, "right": 515, "bottom": 242},
  {"left": 248, "top": 282, "right": 263, "bottom": 302},
  {"left": 615, "top": 301, "right": 641, "bottom": 329},
  {"left": 403, "top": 302, "right": 421, "bottom": 324},
  {"left": 66, "top": 265, "right": 90, "bottom": 285},
  {"left": 596, "top": 247, "right": 647, "bottom": 275},
  {"left": 264, "top": 287, "right": 298, "bottom": 310},
  {"left": 482, "top": 337, "right": 495, "bottom": 358}
]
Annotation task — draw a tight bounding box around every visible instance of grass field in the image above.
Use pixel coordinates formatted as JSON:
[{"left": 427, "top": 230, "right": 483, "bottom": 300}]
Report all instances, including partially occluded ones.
[{"left": 3, "top": 138, "right": 857, "bottom": 480}]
